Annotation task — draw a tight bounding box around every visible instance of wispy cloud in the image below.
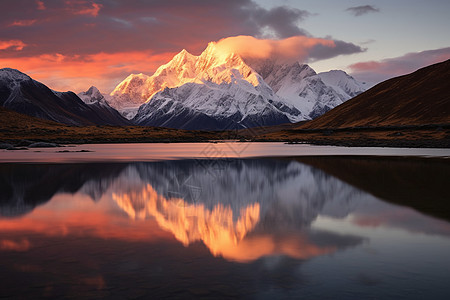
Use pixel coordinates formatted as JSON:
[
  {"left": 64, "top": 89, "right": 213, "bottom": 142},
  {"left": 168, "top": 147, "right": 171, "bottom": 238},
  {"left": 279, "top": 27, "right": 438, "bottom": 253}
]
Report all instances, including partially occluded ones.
[
  {"left": 346, "top": 5, "right": 379, "bottom": 16},
  {"left": 0, "top": 40, "right": 26, "bottom": 51},
  {"left": 66, "top": 1, "right": 102, "bottom": 17},
  {"left": 9, "top": 19, "right": 37, "bottom": 27}
]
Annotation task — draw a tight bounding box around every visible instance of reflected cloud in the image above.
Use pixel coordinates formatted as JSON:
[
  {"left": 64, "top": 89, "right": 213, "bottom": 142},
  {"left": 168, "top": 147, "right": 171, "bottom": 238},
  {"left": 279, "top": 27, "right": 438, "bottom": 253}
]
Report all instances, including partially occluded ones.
[{"left": 0, "top": 239, "right": 30, "bottom": 252}]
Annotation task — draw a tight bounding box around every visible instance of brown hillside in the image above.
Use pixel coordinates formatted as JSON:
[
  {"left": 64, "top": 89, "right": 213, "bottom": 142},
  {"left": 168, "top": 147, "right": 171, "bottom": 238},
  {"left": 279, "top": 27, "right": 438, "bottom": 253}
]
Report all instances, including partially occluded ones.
[
  {"left": 0, "top": 106, "right": 218, "bottom": 143},
  {"left": 0, "top": 106, "right": 64, "bottom": 128},
  {"left": 300, "top": 59, "right": 450, "bottom": 129}
]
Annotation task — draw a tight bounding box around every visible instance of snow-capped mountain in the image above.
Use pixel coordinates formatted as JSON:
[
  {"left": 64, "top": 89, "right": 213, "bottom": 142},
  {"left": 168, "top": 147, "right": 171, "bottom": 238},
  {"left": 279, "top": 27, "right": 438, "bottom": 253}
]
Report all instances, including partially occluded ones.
[
  {"left": 249, "top": 59, "right": 369, "bottom": 118},
  {"left": 318, "top": 70, "right": 371, "bottom": 99},
  {"left": 76, "top": 86, "right": 131, "bottom": 125},
  {"left": 77, "top": 86, "right": 106, "bottom": 105},
  {"left": 108, "top": 42, "right": 367, "bottom": 129},
  {"left": 0, "top": 68, "right": 130, "bottom": 126},
  {"left": 111, "top": 43, "right": 303, "bottom": 128}
]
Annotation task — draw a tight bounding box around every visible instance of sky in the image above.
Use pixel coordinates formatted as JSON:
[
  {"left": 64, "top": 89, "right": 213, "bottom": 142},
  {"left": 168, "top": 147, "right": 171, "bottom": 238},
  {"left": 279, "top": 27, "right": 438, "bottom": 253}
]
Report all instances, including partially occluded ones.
[{"left": 0, "top": 0, "right": 449, "bottom": 93}]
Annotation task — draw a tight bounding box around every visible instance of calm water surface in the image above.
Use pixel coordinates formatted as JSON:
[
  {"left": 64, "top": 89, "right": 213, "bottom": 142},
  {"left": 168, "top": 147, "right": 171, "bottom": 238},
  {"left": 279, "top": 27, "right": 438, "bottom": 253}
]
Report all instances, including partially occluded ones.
[
  {"left": 0, "top": 142, "right": 449, "bottom": 162},
  {"left": 0, "top": 144, "right": 449, "bottom": 299}
]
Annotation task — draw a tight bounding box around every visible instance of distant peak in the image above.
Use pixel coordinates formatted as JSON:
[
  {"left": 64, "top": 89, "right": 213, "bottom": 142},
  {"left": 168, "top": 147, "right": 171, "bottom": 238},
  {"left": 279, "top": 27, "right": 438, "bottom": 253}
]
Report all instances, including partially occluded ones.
[{"left": 87, "top": 86, "right": 100, "bottom": 93}]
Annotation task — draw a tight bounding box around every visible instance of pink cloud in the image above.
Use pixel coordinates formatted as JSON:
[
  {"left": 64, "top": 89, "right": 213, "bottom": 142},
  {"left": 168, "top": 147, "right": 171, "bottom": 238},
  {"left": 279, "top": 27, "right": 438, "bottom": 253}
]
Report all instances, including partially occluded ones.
[
  {"left": 349, "top": 47, "right": 450, "bottom": 84},
  {"left": 36, "top": 0, "right": 46, "bottom": 10},
  {"left": 9, "top": 19, "right": 37, "bottom": 27}
]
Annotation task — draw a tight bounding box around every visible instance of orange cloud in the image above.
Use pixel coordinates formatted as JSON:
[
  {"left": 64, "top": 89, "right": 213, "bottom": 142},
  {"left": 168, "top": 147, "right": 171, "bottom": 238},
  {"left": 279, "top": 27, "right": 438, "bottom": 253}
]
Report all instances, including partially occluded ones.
[
  {"left": 9, "top": 19, "right": 37, "bottom": 27},
  {"left": 0, "top": 40, "right": 26, "bottom": 51},
  {"left": 0, "top": 51, "right": 175, "bottom": 92},
  {"left": 215, "top": 35, "right": 335, "bottom": 62},
  {"left": 0, "top": 206, "right": 173, "bottom": 242}
]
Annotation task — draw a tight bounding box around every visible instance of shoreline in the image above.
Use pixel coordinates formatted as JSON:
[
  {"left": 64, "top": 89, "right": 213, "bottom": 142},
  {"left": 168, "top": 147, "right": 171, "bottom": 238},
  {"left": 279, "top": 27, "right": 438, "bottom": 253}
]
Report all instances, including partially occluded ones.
[
  {"left": 1, "top": 136, "right": 449, "bottom": 149},
  {"left": 1, "top": 122, "right": 449, "bottom": 149},
  {"left": 1, "top": 142, "right": 449, "bottom": 164}
]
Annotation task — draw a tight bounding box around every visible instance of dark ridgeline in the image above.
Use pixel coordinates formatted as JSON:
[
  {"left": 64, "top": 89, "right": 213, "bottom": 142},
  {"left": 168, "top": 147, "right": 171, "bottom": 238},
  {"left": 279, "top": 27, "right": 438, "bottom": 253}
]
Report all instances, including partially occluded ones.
[{"left": 0, "top": 68, "right": 130, "bottom": 126}]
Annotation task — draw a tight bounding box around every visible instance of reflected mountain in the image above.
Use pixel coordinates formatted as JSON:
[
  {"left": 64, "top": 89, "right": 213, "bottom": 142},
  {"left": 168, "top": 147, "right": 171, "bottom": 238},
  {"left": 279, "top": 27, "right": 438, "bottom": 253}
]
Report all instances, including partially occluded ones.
[
  {"left": 1, "top": 158, "right": 449, "bottom": 262},
  {"left": 0, "top": 163, "right": 126, "bottom": 216}
]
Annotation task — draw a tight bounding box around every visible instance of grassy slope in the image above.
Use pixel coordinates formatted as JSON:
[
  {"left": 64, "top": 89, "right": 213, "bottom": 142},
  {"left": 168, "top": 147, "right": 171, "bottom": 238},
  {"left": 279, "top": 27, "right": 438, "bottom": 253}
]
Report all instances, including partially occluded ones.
[{"left": 0, "top": 106, "right": 218, "bottom": 143}]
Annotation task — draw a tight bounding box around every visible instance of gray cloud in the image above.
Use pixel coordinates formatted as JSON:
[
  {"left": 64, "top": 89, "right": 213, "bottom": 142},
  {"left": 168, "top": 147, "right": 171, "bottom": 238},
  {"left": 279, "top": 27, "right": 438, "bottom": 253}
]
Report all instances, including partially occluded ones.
[
  {"left": 247, "top": 5, "right": 311, "bottom": 38},
  {"left": 346, "top": 5, "right": 379, "bottom": 16},
  {"left": 0, "top": 0, "right": 313, "bottom": 56},
  {"left": 308, "top": 40, "right": 366, "bottom": 61}
]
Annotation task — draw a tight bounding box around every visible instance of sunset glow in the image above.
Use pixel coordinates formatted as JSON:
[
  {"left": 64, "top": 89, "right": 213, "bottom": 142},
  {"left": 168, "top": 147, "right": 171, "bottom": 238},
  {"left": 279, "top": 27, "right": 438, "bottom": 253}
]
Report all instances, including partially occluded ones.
[{"left": 1, "top": 0, "right": 447, "bottom": 93}]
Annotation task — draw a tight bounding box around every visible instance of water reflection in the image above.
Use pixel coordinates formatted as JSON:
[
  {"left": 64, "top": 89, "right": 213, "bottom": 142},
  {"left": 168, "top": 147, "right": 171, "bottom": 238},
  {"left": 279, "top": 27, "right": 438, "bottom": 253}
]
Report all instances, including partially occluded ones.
[{"left": 1, "top": 157, "right": 450, "bottom": 298}]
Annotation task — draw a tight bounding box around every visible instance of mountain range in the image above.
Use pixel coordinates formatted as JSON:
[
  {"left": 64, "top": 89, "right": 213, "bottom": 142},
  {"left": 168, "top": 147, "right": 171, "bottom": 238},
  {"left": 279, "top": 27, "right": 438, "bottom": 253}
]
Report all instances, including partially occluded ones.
[
  {"left": 103, "top": 42, "right": 368, "bottom": 129},
  {"left": 0, "top": 68, "right": 129, "bottom": 126},
  {"left": 0, "top": 42, "right": 367, "bottom": 130}
]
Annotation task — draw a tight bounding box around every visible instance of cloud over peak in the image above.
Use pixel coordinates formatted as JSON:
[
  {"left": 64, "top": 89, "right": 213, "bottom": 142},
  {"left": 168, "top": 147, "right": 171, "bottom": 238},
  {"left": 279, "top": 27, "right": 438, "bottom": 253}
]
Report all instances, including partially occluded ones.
[
  {"left": 0, "top": 0, "right": 368, "bottom": 92},
  {"left": 214, "top": 35, "right": 365, "bottom": 64}
]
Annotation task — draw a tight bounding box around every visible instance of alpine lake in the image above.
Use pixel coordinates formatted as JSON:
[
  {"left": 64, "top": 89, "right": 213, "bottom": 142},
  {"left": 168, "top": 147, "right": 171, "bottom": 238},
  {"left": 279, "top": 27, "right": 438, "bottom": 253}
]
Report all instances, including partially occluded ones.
[{"left": 1, "top": 142, "right": 449, "bottom": 299}]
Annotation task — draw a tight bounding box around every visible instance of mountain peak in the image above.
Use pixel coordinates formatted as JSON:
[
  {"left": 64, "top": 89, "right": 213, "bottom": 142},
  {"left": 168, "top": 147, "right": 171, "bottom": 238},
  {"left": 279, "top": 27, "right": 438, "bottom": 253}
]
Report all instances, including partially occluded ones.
[
  {"left": 204, "top": 41, "right": 218, "bottom": 52},
  {"left": 78, "top": 85, "right": 106, "bottom": 104},
  {"left": 0, "top": 68, "right": 32, "bottom": 83},
  {"left": 110, "top": 73, "right": 151, "bottom": 97},
  {"left": 198, "top": 41, "right": 243, "bottom": 66},
  {"left": 318, "top": 69, "right": 369, "bottom": 97},
  {"left": 87, "top": 86, "right": 101, "bottom": 95},
  {"left": 172, "top": 48, "right": 195, "bottom": 61}
]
